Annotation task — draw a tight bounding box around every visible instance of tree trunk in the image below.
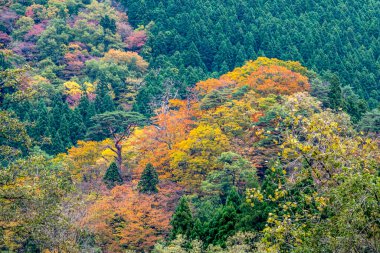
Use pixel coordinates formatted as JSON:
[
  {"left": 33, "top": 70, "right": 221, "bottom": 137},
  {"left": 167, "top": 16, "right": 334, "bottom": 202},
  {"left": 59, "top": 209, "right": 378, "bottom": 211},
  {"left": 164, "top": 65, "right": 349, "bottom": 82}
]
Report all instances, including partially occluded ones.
[
  {"left": 115, "top": 141, "right": 132, "bottom": 181},
  {"left": 115, "top": 142, "right": 123, "bottom": 174}
]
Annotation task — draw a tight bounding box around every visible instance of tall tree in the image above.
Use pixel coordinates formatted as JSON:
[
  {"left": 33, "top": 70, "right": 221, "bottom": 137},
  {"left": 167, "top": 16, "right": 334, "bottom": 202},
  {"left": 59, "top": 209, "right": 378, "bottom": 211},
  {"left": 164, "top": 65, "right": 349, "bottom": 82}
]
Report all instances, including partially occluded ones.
[
  {"left": 86, "top": 111, "right": 146, "bottom": 179},
  {"left": 170, "top": 196, "right": 194, "bottom": 240},
  {"left": 327, "top": 74, "right": 344, "bottom": 110}
]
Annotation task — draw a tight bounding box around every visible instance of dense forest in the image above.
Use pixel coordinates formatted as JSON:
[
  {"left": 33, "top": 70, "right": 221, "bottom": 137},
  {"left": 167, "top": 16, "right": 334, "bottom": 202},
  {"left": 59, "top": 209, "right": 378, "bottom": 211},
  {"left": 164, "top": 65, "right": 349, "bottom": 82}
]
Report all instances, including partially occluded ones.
[
  {"left": 126, "top": 0, "right": 380, "bottom": 114},
  {"left": 0, "top": 0, "right": 379, "bottom": 252}
]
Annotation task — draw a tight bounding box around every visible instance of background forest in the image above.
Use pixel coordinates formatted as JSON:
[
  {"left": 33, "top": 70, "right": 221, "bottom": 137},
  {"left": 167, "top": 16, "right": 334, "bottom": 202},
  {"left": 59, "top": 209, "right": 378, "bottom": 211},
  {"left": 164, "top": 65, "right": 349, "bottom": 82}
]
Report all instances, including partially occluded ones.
[{"left": 0, "top": 0, "right": 379, "bottom": 252}]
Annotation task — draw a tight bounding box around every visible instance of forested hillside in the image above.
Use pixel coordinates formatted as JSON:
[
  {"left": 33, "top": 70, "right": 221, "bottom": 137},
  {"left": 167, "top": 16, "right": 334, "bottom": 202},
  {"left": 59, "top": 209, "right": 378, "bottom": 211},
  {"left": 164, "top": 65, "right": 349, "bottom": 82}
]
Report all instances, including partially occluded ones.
[
  {"left": 1, "top": 0, "right": 149, "bottom": 155},
  {"left": 126, "top": 0, "right": 380, "bottom": 113},
  {"left": 0, "top": 0, "right": 379, "bottom": 252}
]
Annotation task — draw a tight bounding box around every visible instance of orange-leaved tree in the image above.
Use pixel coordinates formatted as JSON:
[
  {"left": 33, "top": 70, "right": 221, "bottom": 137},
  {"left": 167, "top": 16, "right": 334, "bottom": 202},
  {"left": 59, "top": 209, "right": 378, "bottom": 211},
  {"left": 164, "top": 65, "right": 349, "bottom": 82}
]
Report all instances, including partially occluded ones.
[
  {"left": 81, "top": 182, "right": 182, "bottom": 252},
  {"left": 130, "top": 99, "right": 197, "bottom": 178},
  {"left": 223, "top": 57, "right": 310, "bottom": 86},
  {"left": 247, "top": 65, "right": 310, "bottom": 95}
]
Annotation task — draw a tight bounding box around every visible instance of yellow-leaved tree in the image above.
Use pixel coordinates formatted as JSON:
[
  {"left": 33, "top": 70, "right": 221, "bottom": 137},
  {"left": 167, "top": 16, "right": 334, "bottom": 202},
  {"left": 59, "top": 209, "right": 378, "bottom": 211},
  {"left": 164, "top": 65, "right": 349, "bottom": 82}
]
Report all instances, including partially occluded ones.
[{"left": 170, "top": 123, "right": 230, "bottom": 189}]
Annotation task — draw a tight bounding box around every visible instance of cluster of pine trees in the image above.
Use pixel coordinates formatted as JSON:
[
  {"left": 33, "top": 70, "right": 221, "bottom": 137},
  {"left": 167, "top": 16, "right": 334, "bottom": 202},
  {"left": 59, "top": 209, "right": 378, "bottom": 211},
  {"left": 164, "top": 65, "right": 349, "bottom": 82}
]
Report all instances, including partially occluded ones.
[{"left": 126, "top": 0, "right": 380, "bottom": 114}]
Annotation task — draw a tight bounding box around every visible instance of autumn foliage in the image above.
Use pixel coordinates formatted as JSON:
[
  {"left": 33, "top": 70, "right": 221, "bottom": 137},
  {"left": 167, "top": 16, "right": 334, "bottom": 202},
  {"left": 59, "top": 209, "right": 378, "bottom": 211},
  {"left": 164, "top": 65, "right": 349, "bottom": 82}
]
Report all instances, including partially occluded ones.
[
  {"left": 247, "top": 65, "right": 310, "bottom": 95},
  {"left": 102, "top": 49, "right": 149, "bottom": 72},
  {"left": 3, "top": 50, "right": 376, "bottom": 253},
  {"left": 82, "top": 182, "right": 182, "bottom": 252}
]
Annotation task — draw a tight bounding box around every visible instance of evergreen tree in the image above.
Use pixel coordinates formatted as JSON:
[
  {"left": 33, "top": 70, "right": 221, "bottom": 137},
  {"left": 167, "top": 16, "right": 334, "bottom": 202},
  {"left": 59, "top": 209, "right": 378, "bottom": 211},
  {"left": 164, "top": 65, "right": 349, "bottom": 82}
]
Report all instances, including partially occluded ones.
[
  {"left": 103, "top": 162, "right": 123, "bottom": 189},
  {"left": 191, "top": 218, "right": 203, "bottom": 240},
  {"left": 69, "top": 109, "right": 86, "bottom": 144},
  {"left": 358, "top": 108, "right": 380, "bottom": 133},
  {"left": 50, "top": 131, "right": 65, "bottom": 154},
  {"left": 77, "top": 95, "right": 92, "bottom": 126},
  {"left": 95, "top": 84, "right": 115, "bottom": 114},
  {"left": 186, "top": 42, "right": 205, "bottom": 70},
  {"left": 32, "top": 101, "right": 51, "bottom": 140},
  {"left": 341, "top": 86, "right": 368, "bottom": 123},
  {"left": 327, "top": 74, "right": 344, "bottom": 111},
  {"left": 138, "top": 163, "right": 159, "bottom": 194},
  {"left": 58, "top": 114, "right": 72, "bottom": 148},
  {"left": 170, "top": 196, "right": 194, "bottom": 240},
  {"left": 86, "top": 111, "right": 146, "bottom": 177},
  {"left": 100, "top": 15, "right": 116, "bottom": 33},
  {"left": 51, "top": 103, "right": 63, "bottom": 131},
  {"left": 205, "top": 189, "right": 240, "bottom": 247}
]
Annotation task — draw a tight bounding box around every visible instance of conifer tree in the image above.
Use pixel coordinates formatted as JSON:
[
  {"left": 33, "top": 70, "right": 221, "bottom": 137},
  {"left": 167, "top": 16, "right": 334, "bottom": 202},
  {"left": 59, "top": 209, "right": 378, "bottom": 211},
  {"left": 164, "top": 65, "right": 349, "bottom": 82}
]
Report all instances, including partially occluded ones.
[
  {"left": 50, "top": 131, "right": 64, "bottom": 154},
  {"left": 170, "top": 196, "right": 194, "bottom": 240},
  {"left": 69, "top": 109, "right": 86, "bottom": 144},
  {"left": 138, "top": 163, "right": 159, "bottom": 194},
  {"left": 95, "top": 83, "right": 115, "bottom": 113},
  {"left": 103, "top": 162, "right": 123, "bottom": 189},
  {"left": 327, "top": 74, "right": 344, "bottom": 110},
  {"left": 205, "top": 189, "right": 240, "bottom": 247},
  {"left": 50, "top": 95, "right": 66, "bottom": 128},
  {"left": 186, "top": 42, "right": 205, "bottom": 70},
  {"left": 87, "top": 111, "right": 146, "bottom": 178},
  {"left": 58, "top": 114, "right": 72, "bottom": 148},
  {"left": 33, "top": 101, "right": 51, "bottom": 139},
  {"left": 190, "top": 218, "right": 203, "bottom": 240},
  {"left": 77, "top": 95, "right": 91, "bottom": 126}
]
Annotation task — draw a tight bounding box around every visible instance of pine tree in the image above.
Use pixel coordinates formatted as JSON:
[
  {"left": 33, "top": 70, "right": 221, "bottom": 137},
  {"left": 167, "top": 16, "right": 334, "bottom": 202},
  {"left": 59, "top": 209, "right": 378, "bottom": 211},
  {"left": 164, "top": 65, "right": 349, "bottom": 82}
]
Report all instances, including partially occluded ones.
[
  {"left": 138, "top": 163, "right": 159, "bottom": 194},
  {"left": 205, "top": 189, "right": 240, "bottom": 247},
  {"left": 94, "top": 82, "right": 116, "bottom": 114},
  {"left": 327, "top": 74, "right": 344, "bottom": 110},
  {"left": 69, "top": 109, "right": 86, "bottom": 144},
  {"left": 58, "top": 114, "right": 72, "bottom": 149},
  {"left": 77, "top": 95, "right": 91, "bottom": 126},
  {"left": 50, "top": 131, "right": 64, "bottom": 154},
  {"left": 32, "top": 101, "right": 51, "bottom": 140},
  {"left": 103, "top": 162, "right": 123, "bottom": 189},
  {"left": 170, "top": 196, "right": 194, "bottom": 240}
]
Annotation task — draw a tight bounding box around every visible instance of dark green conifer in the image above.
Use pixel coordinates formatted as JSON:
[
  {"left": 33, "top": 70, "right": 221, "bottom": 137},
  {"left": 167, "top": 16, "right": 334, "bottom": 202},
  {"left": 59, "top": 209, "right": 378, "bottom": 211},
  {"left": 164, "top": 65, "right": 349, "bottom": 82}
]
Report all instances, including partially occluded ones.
[
  {"left": 205, "top": 189, "right": 240, "bottom": 247},
  {"left": 69, "top": 109, "right": 86, "bottom": 144},
  {"left": 50, "top": 131, "right": 65, "bottom": 154},
  {"left": 33, "top": 101, "right": 51, "bottom": 139},
  {"left": 186, "top": 42, "right": 206, "bottom": 69},
  {"left": 327, "top": 74, "right": 344, "bottom": 110},
  {"left": 138, "top": 163, "right": 159, "bottom": 194},
  {"left": 95, "top": 84, "right": 115, "bottom": 114},
  {"left": 77, "top": 95, "right": 91, "bottom": 126},
  {"left": 170, "top": 196, "right": 193, "bottom": 239},
  {"left": 58, "top": 114, "right": 72, "bottom": 148},
  {"left": 103, "top": 162, "right": 123, "bottom": 189}
]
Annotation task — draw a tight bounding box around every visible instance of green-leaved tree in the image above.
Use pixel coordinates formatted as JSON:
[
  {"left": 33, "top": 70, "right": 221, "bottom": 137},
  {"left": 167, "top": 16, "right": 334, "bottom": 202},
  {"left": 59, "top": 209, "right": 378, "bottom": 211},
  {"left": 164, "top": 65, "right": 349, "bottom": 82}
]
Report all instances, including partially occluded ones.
[
  {"left": 138, "top": 163, "right": 159, "bottom": 194},
  {"left": 103, "top": 162, "right": 123, "bottom": 189},
  {"left": 170, "top": 196, "right": 194, "bottom": 240}
]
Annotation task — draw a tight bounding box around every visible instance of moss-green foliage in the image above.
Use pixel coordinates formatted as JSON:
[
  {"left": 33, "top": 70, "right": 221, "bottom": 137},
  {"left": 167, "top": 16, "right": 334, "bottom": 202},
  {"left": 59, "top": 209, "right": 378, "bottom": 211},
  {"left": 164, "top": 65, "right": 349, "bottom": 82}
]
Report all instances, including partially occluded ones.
[
  {"left": 103, "top": 162, "right": 123, "bottom": 189},
  {"left": 138, "top": 163, "right": 159, "bottom": 193},
  {"left": 170, "top": 197, "right": 194, "bottom": 240}
]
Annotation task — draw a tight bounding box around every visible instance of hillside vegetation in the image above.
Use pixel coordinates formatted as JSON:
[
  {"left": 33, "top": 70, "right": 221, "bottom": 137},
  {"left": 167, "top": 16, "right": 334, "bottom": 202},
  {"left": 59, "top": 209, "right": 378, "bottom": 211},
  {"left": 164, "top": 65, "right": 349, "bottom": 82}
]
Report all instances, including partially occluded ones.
[
  {"left": 126, "top": 0, "right": 380, "bottom": 113},
  {"left": 0, "top": 0, "right": 379, "bottom": 252}
]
